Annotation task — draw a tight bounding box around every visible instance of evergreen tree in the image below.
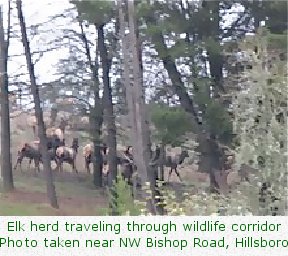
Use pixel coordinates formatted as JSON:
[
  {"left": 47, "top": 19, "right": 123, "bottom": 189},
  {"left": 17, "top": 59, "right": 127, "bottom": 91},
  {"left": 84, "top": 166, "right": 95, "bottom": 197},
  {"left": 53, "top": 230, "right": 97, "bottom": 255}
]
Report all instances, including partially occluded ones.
[{"left": 232, "top": 28, "right": 287, "bottom": 215}]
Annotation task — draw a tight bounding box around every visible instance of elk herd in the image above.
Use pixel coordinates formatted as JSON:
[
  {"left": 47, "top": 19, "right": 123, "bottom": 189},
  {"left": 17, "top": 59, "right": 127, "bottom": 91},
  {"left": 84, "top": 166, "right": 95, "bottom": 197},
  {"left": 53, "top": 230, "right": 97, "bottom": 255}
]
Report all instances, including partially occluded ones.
[
  {"left": 13, "top": 123, "right": 139, "bottom": 181},
  {"left": 13, "top": 127, "right": 79, "bottom": 173},
  {"left": 12, "top": 123, "right": 193, "bottom": 185},
  {"left": 11, "top": 113, "right": 244, "bottom": 189}
]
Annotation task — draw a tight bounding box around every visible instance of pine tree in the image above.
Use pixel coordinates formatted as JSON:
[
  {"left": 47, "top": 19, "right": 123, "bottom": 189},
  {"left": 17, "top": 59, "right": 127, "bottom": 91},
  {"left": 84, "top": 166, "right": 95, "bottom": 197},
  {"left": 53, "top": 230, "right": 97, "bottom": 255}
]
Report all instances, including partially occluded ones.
[{"left": 232, "top": 28, "right": 287, "bottom": 215}]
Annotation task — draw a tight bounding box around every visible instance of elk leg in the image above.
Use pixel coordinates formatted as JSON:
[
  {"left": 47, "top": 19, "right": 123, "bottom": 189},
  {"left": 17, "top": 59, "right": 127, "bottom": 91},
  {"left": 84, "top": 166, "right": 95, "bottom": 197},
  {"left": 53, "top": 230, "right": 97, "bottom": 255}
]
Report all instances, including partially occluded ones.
[
  {"left": 34, "top": 159, "right": 40, "bottom": 174},
  {"left": 58, "top": 156, "right": 64, "bottom": 172},
  {"left": 174, "top": 168, "right": 182, "bottom": 182},
  {"left": 167, "top": 168, "right": 173, "bottom": 182},
  {"left": 28, "top": 158, "right": 33, "bottom": 170},
  {"left": 35, "top": 159, "right": 40, "bottom": 173},
  {"left": 241, "top": 175, "right": 249, "bottom": 182},
  {"left": 121, "top": 171, "right": 125, "bottom": 180},
  {"left": 73, "top": 154, "right": 78, "bottom": 174},
  {"left": 17, "top": 157, "right": 23, "bottom": 172},
  {"left": 32, "top": 125, "right": 36, "bottom": 136},
  {"left": 73, "top": 160, "right": 78, "bottom": 174},
  {"left": 13, "top": 158, "right": 20, "bottom": 170},
  {"left": 56, "top": 158, "right": 61, "bottom": 172},
  {"left": 127, "top": 165, "right": 133, "bottom": 186},
  {"left": 85, "top": 159, "right": 90, "bottom": 174},
  {"left": 14, "top": 152, "right": 23, "bottom": 171},
  {"left": 209, "top": 170, "right": 220, "bottom": 194}
]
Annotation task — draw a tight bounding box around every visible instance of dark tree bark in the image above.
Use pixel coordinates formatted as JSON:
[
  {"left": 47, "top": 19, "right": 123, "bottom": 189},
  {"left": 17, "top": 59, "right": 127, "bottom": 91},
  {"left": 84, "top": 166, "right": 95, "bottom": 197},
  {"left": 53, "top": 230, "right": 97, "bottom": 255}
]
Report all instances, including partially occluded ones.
[
  {"left": 97, "top": 25, "right": 118, "bottom": 187},
  {"left": 205, "top": 1, "right": 225, "bottom": 95},
  {"left": 90, "top": 107, "right": 103, "bottom": 187},
  {"left": 159, "top": 143, "right": 165, "bottom": 182},
  {"left": 17, "top": 0, "right": 58, "bottom": 208},
  {"left": 126, "top": 0, "right": 156, "bottom": 214},
  {"left": 78, "top": 18, "right": 103, "bottom": 187},
  {"left": 0, "top": 2, "right": 14, "bottom": 191},
  {"left": 150, "top": 20, "right": 228, "bottom": 193}
]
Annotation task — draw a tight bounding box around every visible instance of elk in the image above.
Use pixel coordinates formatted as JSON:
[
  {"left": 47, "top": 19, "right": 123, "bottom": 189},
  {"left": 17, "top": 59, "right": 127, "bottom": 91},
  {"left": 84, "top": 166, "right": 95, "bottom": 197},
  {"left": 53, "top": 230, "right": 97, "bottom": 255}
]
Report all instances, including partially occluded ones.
[
  {"left": 82, "top": 143, "right": 108, "bottom": 174},
  {"left": 55, "top": 146, "right": 78, "bottom": 173},
  {"left": 14, "top": 131, "right": 65, "bottom": 172},
  {"left": 53, "top": 138, "right": 78, "bottom": 173},
  {"left": 166, "top": 150, "right": 189, "bottom": 182},
  {"left": 13, "top": 141, "right": 41, "bottom": 172}
]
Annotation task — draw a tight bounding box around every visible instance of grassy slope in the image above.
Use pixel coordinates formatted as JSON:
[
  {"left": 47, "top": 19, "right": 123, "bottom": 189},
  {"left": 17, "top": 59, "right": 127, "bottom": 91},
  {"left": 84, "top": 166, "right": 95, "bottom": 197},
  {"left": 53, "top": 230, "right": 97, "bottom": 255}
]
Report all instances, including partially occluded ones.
[{"left": 0, "top": 172, "right": 109, "bottom": 216}]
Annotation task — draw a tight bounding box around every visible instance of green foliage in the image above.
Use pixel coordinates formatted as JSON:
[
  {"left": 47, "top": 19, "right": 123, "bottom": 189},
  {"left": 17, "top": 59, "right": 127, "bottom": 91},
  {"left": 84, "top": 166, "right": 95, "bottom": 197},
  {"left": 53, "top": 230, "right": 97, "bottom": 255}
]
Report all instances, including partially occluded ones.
[
  {"left": 108, "top": 175, "right": 141, "bottom": 216},
  {"left": 145, "top": 24, "right": 165, "bottom": 37},
  {"left": 137, "top": 184, "right": 255, "bottom": 216},
  {"left": 169, "top": 41, "right": 196, "bottom": 60},
  {"left": 165, "top": 10, "right": 191, "bottom": 33},
  {"left": 150, "top": 104, "right": 193, "bottom": 146},
  {"left": 70, "top": 0, "right": 114, "bottom": 26},
  {"left": 137, "top": 2, "right": 157, "bottom": 21},
  {"left": 232, "top": 30, "right": 287, "bottom": 215},
  {"left": 191, "top": 78, "right": 211, "bottom": 105},
  {"left": 204, "top": 100, "right": 232, "bottom": 138},
  {"left": 267, "top": 33, "right": 287, "bottom": 51},
  {"left": 205, "top": 37, "right": 221, "bottom": 57},
  {"left": 248, "top": 0, "right": 287, "bottom": 34}
]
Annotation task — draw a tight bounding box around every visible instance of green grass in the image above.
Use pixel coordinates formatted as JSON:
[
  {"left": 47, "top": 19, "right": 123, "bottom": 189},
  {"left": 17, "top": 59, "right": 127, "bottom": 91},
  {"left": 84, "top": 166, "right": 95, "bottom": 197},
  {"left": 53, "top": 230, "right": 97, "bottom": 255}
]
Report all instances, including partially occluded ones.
[
  {"left": 0, "top": 198, "right": 109, "bottom": 216},
  {"left": 0, "top": 173, "right": 109, "bottom": 216},
  {"left": 0, "top": 200, "right": 54, "bottom": 216},
  {"left": 12, "top": 173, "right": 104, "bottom": 198}
]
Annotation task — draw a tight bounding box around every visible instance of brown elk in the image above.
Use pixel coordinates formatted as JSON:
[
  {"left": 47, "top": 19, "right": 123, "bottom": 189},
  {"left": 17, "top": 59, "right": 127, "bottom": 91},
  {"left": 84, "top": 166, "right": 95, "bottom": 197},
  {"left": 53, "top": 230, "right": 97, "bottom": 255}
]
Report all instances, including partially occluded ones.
[
  {"left": 55, "top": 146, "right": 78, "bottom": 173},
  {"left": 13, "top": 141, "right": 41, "bottom": 172}
]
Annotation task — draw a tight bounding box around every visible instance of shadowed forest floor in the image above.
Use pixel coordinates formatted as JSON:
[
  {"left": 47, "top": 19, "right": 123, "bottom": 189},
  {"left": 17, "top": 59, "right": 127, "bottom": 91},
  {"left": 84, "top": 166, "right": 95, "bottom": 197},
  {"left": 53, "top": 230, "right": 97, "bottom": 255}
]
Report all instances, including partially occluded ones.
[
  {"left": 1, "top": 128, "right": 211, "bottom": 216},
  {"left": 0, "top": 164, "right": 211, "bottom": 216},
  {"left": 0, "top": 172, "right": 109, "bottom": 215}
]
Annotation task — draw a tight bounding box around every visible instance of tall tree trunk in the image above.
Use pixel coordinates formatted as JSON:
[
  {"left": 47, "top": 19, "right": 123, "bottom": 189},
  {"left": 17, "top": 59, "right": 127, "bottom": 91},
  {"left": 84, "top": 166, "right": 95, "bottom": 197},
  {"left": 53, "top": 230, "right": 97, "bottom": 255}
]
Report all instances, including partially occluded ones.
[
  {"left": 126, "top": 0, "right": 156, "bottom": 214},
  {"left": 90, "top": 106, "right": 103, "bottom": 187},
  {"left": 97, "top": 25, "right": 118, "bottom": 187},
  {"left": 16, "top": 0, "right": 58, "bottom": 208},
  {"left": 118, "top": 2, "right": 139, "bottom": 199},
  {"left": 205, "top": 1, "right": 225, "bottom": 96},
  {"left": 78, "top": 18, "right": 103, "bottom": 187},
  {"left": 0, "top": 2, "right": 14, "bottom": 191},
  {"left": 151, "top": 34, "right": 201, "bottom": 130},
  {"left": 149, "top": 19, "right": 227, "bottom": 193},
  {"left": 118, "top": 1, "right": 137, "bottom": 157},
  {"left": 159, "top": 143, "right": 165, "bottom": 182}
]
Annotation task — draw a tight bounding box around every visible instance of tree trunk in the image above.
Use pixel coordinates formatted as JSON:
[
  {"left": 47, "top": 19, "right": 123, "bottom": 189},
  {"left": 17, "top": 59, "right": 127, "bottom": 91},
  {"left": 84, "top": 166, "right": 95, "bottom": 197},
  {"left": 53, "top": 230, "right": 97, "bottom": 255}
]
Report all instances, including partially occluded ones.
[
  {"left": 90, "top": 107, "right": 103, "bottom": 187},
  {"left": 159, "top": 143, "right": 165, "bottom": 182},
  {"left": 118, "top": 3, "right": 139, "bottom": 199},
  {"left": 97, "top": 25, "right": 118, "bottom": 187},
  {"left": 197, "top": 133, "right": 225, "bottom": 193},
  {"left": 150, "top": 23, "right": 228, "bottom": 192},
  {"left": 0, "top": 3, "right": 14, "bottom": 191},
  {"left": 126, "top": 0, "right": 156, "bottom": 214},
  {"left": 78, "top": 18, "right": 103, "bottom": 187},
  {"left": 205, "top": 1, "right": 225, "bottom": 95},
  {"left": 17, "top": 0, "right": 58, "bottom": 208},
  {"left": 90, "top": 53, "right": 103, "bottom": 189}
]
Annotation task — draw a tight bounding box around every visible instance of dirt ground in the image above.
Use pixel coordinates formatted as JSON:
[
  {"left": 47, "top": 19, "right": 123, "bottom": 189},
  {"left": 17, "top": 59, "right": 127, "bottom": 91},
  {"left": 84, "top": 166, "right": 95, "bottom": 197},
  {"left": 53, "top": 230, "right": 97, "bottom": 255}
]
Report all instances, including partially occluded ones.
[
  {"left": 1, "top": 189, "right": 107, "bottom": 215},
  {"left": 0, "top": 171, "right": 109, "bottom": 216},
  {"left": 1, "top": 118, "right": 228, "bottom": 216}
]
